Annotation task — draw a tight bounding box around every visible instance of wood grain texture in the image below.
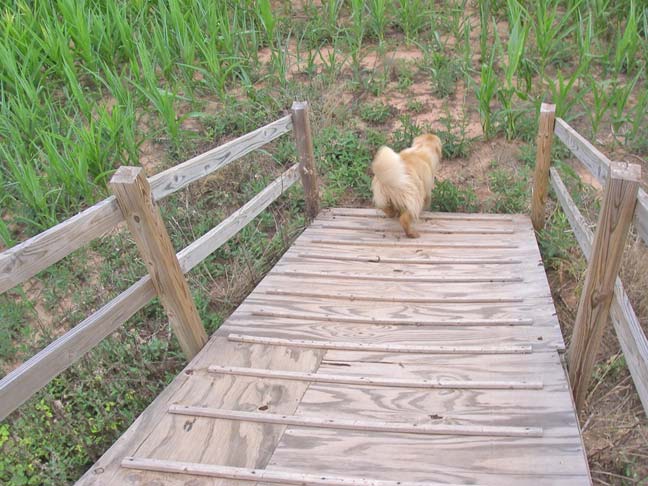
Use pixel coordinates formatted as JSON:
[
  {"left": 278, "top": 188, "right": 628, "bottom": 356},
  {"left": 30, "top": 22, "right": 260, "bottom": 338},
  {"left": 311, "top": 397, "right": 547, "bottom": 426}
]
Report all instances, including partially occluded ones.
[
  {"left": 111, "top": 167, "right": 207, "bottom": 358},
  {"left": 168, "top": 405, "right": 543, "bottom": 437},
  {"left": 550, "top": 167, "right": 648, "bottom": 415},
  {"left": 122, "top": 457, "right": 466, "bottom": 486},
  {"left": 292, "top": 101, "right": 320, "bottom": 219},
  {"left": 148, "top": 115, "right": 293, "bottom": 200},
  {"left": 0, "top": 197, "right": 122, "bottom": 295},
  {"left": 531, "top": 103, "right": 556, "bottom": 230},
  {"left": 227, "top": 333, "right": 533, "bottom": 354},
  {"left": 271, "top": 269, "right": 523, "bottom": 283},
  {"left": 324, "top": 207, "right": 514, "bottom": 222},
  {"left": 567, "top": 162, "right": 640, "bottom": 410},
  {"left": 554, "top": 117, "right": 648, "bottom": 245}
]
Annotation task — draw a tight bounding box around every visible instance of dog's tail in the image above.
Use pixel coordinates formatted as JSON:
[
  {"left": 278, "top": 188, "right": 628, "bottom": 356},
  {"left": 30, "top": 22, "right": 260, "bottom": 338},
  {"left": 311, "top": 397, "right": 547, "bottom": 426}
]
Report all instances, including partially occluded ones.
[{"left": 371, "top": 146, "right": 422, "bottom": 217}]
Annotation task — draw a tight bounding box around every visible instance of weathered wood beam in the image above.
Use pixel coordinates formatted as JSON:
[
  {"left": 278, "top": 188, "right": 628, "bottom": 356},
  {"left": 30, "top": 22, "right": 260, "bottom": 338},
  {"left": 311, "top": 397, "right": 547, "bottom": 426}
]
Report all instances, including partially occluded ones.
[{"left": 531, "top": 103, "right": 556, "bottom": 230}]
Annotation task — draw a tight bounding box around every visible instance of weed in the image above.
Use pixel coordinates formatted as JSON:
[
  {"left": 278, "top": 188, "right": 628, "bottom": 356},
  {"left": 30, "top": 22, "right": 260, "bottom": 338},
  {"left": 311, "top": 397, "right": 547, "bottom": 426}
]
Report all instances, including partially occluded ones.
[
  {"left": 360, "top": 102, "right": 393, "bottom": 124},
  {"left": 430, "top": 180, "right": 479, "bottom": 212},
  {"left": 488, "top": 167, "right": 529, "bottom": 213}
]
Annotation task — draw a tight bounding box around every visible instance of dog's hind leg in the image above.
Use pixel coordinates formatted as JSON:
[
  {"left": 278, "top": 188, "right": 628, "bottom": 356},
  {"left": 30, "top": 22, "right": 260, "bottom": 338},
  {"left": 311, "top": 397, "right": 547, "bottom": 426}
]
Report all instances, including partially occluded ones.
[
  {"left": 399, "top": 211, "right": 420, "bottom": 238},
  {"left": 381, "top": 204, "right": 399, "bottom": 219}
]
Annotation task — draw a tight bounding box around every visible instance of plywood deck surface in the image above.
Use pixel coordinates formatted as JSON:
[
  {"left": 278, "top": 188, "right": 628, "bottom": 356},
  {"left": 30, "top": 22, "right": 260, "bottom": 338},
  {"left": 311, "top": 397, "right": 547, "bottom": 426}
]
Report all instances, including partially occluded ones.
[{"left": 77, "top": 208, "right": 591, "bottom": 486}]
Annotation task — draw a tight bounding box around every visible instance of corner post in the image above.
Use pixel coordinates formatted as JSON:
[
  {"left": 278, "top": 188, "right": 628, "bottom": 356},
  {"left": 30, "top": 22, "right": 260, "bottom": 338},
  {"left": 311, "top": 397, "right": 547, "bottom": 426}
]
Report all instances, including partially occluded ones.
[
  {"left": 110, "top": 167, "right": 207, "bottom": 359},
  {"left": 567, "top": 162, "right": 641, "bottom": 411},
  {"left": 291, "top": 101, "right": 320, "bottom": 219},
  {"left": 531, "top": 103, "right": 556, "bottom": 231}
]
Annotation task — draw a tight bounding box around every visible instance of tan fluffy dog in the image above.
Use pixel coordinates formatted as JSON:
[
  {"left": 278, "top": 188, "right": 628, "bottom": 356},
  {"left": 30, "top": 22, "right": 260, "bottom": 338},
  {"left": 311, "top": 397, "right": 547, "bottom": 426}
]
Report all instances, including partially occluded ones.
[{"left": 371, "top": 134, "right": 442, "bottom": 238}]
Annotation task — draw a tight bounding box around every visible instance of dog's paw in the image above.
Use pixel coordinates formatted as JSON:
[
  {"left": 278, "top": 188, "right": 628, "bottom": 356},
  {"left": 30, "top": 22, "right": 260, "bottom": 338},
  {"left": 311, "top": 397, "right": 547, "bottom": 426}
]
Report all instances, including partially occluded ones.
[{"left": 405, "top": 229, "right": 421, "bottom": 239}]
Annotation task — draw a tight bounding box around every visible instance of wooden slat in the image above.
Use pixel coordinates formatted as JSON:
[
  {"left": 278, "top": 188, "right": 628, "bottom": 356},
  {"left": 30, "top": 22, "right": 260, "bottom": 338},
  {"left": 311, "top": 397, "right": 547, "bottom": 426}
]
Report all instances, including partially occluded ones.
[
  {"left": 168, "top": 405, "right": 543, "bottom": 437},
  {"left": 227, "top": 333, "right": 533, "bottom": 354},
  {"left": 296, "top": 253, "right": 521, "bottom": 265},
  {"left": 325, "top": 207, "right": 514, "bottom": 222},
  {"left": 271, "top": 270, "right": 523, "bottom": 283},
  {"left": 148, "top": 115, "right": 293, "bottom": 200},
  {"left": 251, "top": 310, "right": 533, "bottom": 327},
  {"left": 0, "top": 167, "right": 299, "bottom": 421},
  {"left": 312, "top": 223, "right": 515, "bottom": 234},
  {"left": 207, "top": 365, "right": 544, "bottom": 390},
  {"left": 0, "top": 198, "right": 123, "bottom": 295},
  {"left": 550, "top": 167, "right": 648, "bottom": 414},
  {"left": 121, "top": 457, "right": 465, "bottom": 486},
  {"left": 307, "top": 238, "right": 518, "bottom": 249},
  {"left": 554, "top": 117, "right": 648, "bottom": 245}
]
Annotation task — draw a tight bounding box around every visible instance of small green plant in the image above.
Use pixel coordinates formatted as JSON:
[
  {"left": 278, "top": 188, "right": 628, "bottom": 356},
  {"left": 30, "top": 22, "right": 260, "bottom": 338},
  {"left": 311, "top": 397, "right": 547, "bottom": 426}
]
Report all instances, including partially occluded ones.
[
  {"left": 436, "top": 104, "right": 473, "bottom": 159},
  {"left": 430, "top": 180, "right": 479, "bottom": 212},
  {"left": 488, "top": 168, "right": 529, "bottom": 213},
  {"left": 390, "top": 115, "right": 422, "bottom": 152},
  {"left": 360, "top": 102, "right": 393, "bottom": 124},
  {"left": 395, "top": 0, "right": 427, "bottom": 43}
]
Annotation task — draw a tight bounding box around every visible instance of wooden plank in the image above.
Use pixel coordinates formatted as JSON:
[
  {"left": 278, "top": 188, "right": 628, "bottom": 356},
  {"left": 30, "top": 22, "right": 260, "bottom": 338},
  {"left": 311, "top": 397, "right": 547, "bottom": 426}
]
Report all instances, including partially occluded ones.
[
  {"left": 271, "top": 270, "right": 523, "bottom": 283},
  {"left": 531, "top": 103, "right": 556, "bottom": 230},
  {"left": 251, "top": 310, "right": 533, "bottom": 327},
  {"left": 0, "top": 167, "right": 299, "bottom": 421},
  {"left": 305, "top": 238, "right": 518, "bottom": 249},
  {"left": 267, "top": 428, "right": 590, "bottom": 485},
  {"left": 111, "top": 167, "right": 207, "bottom": 359},
  {"left": 148, "top": 115, "right": 293, "bottom": 200},
  {"left": 292, "top": 102, "right": 319, "bottom": 219},
  {"left": 554, "top": 117, "right": 648, "bottom": 245},
  {"left": 0, "top": 197, "right": 122, "bottom": 295},
  {"left": 324, "top": 207, "right": 514, "bottom": 222},
  {"left": 168, "top": 405, "right": 543, "bottom": 437},
  {"left": 312, "top": 222, "right": 515, "bottom": 234},
  {"left": 77, "top": 335, "right": 324, "bottom": 485},
  {"left": 567, "top": 162, "right": 641, "bottom": 410},
  {"left": 207, "top": 365, "right": 544, "bottom": 389},
  {"left": 550, "top": 167, "right": 648, "bottom": 414},
  {"left": 227, "top": 333, "right": 533, "bottom": 354},
  {"left": 121, "top": 457, "right": 465, "bottom": 486},
  {"left": 177, "top": 164, "right": 300, "bottom": 273},
  {"left": 296, "top": 253, "right": 521, "bottom": 265},
  {"left": 0, "top": 276, "right": 155, "bottom": 421},
  {"left": 264, "top": 289, "right": 523, "bottom": 304}
]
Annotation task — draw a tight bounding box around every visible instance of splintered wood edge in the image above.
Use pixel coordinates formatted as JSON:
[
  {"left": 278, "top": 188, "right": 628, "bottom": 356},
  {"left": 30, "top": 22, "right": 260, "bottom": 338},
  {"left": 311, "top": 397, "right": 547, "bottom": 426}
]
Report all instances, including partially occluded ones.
[
  {"left": 207, "top": 365, "right": 544, "bottom": 390},
  {"left": 168, "top": 405, "right": 544, "bottom": 437},
  {"left": 227, "top": 333, "right": 534, "bottom": 354},
  {"left": 121, "top": 457, "right": 473, "bottom": 486}
]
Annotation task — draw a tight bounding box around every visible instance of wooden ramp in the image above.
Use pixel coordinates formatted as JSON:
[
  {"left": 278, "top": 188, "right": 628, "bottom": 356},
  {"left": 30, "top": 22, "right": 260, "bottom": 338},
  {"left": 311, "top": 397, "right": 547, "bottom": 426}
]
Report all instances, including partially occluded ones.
[{"left": 77, "top": 208, "right": 591, "bottom": 486}]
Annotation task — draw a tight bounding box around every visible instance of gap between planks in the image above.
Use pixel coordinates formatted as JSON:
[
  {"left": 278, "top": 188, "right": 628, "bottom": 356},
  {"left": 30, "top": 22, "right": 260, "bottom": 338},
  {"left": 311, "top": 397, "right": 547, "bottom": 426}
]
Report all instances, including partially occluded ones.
[
  {"left": 311, "top": 223, "right": 515, "bottom": 235},
  {"left": 168, "top": 405, "right": 543, "bottom": 437},
  {"left": 296, "top": 253, "right": 522, "bottom": 265},
  {"left": 228, "top": 333, "right": 533, "bottom": 354},
  {"left": 272, "top": 270, "right": 523, "bottom": 284},
  {"left": 121, "top": 457, "right": 472, "bottom": 486},
  {"left": 324, "top": 208, "right": 515, "bottom": 223},
  {"left": 264, "top": 289, "right": 523, "bottom": 304},
  {"left": 305, "top": 239, "right": 519, "bottom": 249},
  {"left": 207, "top": 365, "right": 544, "bottom": 390},
  {"left": 251, "top": 310, "right": 534, "bottom": 327}
]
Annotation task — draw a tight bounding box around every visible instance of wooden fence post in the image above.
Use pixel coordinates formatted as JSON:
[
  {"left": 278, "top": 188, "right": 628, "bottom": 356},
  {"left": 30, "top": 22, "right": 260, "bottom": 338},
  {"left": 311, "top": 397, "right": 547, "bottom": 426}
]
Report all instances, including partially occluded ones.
[
  {"left": 531, "top": 103, "right": 556, "bottom": 231},
  {"left": 291, "top": 101, "right": 320, "bottom": 219},
  {"left": 567, "top": 161, "right": 641, "bottom": 411},
  {"left": 110, "top": 167, "right": 207, "bottom": 359}
]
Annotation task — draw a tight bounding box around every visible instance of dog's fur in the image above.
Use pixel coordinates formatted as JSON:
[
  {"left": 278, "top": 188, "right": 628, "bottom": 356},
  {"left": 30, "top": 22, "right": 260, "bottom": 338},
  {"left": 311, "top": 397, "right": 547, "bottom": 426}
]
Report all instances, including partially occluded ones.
[{"left": 371, "top": 134, "right": 442, "bottom": 238}]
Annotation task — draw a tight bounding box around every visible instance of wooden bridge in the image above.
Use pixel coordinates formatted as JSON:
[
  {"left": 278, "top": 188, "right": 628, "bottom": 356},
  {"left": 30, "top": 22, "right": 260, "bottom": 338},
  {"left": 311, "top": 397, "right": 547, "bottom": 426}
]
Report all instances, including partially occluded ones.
[{"left": 1, "top": 103, "right": 647, "bottom": 485}]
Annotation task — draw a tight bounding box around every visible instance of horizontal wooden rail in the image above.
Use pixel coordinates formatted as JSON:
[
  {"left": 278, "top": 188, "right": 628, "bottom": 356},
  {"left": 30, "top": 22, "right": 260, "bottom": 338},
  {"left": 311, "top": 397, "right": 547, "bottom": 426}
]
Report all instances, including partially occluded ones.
[
  {"left": 0, "top": 115, "right": 293, "bottom": 296},
  {"left": 554, "top": 117, "right": 648, "bottom": 246},
  {"left": 168, "top": 405, "right": 543, "bottom": 437},
  {"left": 208, "top": 365, "right": 544, "bottom": 389},
  {"left": 550, "top": 167, "right": 648, "bottom": 414},
  {"left": 0, "top": 164, "right": 300, "bottom": 421},
  {"left": 122, "top": 457, "right": 466, "bottom": 486}
]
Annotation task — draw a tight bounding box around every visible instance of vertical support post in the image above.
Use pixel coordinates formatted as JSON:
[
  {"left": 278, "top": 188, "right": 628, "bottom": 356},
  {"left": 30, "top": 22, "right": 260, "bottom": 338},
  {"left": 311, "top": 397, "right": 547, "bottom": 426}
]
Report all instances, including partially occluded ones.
[
  {"left": 291, "top": 101, "right": 320, "bottom": 219},
  {"left": 110, "top": 167, "right": 207, "bottom": 359},
  {"left": 531, "top": 103, "right": 556, "bottom": 231},
  {"left": 567, "top": 162, "right": 641, "bottom": 411}
]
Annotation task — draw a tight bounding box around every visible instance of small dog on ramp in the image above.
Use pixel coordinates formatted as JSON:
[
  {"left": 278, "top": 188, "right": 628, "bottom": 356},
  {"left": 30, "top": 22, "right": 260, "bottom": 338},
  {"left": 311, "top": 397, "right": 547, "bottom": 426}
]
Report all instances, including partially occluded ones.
[{"left": 371, "top": 134, "right": 442, "bottom": 238}]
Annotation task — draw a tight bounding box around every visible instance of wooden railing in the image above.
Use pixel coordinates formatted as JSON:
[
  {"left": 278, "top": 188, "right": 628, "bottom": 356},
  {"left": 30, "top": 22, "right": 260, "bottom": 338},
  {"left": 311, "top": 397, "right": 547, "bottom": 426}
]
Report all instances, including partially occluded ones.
[
  {"left": 0, "top": 101, "right": 319, "bottom": 421},
  {"left": 532, "top": 103, "right": 648, "bottom": 414}
]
